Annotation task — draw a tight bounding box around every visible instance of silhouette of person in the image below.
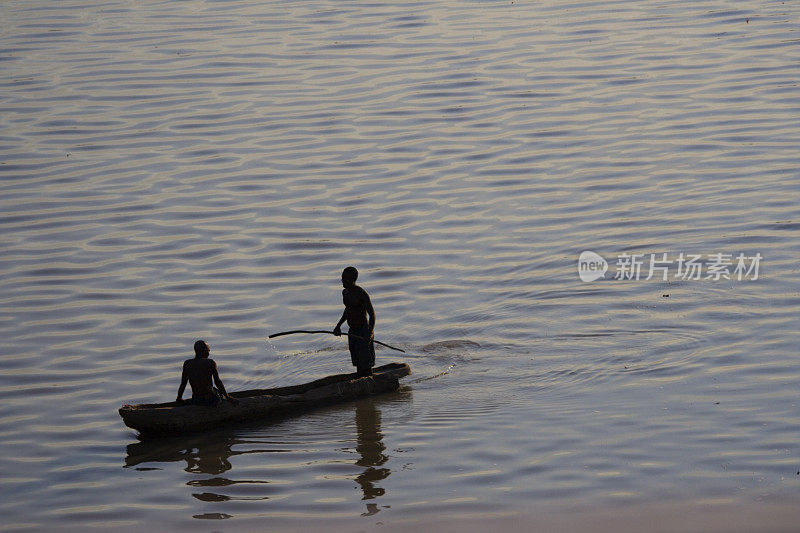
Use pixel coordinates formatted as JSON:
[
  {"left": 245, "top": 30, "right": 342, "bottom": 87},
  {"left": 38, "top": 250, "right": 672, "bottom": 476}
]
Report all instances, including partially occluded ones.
[
  {"left": 176, "top": 340, "right": 239, "bottom": 406},
  {"left": 333, "top": 266, "right": 376, "bottom": 377}
]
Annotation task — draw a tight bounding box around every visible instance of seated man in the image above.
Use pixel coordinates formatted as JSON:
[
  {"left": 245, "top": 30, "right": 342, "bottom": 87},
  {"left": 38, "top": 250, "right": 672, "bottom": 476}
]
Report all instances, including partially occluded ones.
[{"left": 176, "top": 340, "right": 239, "bottom": 406}]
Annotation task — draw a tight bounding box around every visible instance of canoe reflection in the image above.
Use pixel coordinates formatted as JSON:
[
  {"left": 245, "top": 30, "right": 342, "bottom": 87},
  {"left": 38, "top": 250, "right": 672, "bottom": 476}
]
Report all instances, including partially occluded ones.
[
  {"left": 125, "top": 434, "right": 244, "bottom": 475},
  {"left": 123, "top": 390, "right": 409, "bottom": 516},
  {"left": 126, "top": 433, "right": 271, "bottom": 505}
]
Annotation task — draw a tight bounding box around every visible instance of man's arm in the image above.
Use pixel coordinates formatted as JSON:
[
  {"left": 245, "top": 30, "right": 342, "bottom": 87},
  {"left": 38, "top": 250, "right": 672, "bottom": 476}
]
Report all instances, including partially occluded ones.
[
  {"left": 211, "top": 360, "right": 239, "bottom": 405},
  {"left": 333, "top": 309, "right": 347, "bottom": 336},
  {"left": 176, "top": 361, "right": 188, "bottom": 403},
  {"left": 365, "top": 291, "right": 375, "bottom": 339}
]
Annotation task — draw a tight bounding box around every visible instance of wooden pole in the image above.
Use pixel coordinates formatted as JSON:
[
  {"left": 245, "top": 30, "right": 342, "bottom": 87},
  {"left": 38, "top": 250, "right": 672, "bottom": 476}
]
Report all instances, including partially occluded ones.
[{"left": 268, "top": 329, "right": 406, "bottom": 353}]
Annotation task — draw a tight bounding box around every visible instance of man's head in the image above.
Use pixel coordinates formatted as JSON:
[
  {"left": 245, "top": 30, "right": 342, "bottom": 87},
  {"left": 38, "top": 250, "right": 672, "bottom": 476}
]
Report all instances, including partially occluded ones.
[
  {"left": 194, "top": 340, "right": 210, "bottom": 358},
  {"left": 342, "top": 266, "right": 358, "bottom": 288}
]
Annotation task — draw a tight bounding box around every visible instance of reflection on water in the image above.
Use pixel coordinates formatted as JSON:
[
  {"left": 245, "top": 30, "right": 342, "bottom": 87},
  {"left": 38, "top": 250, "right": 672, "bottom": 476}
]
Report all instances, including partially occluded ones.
[
  {"left": 354, "top": 400, "right": 390, "bottom": 515},
  {"left": 126, "top": 433, "right": 271, "bottom": 509},
  {"left": 123, "top": 395, "right": 399, "bottom": 520},
  {"left": 126, "top": 434, "right": 241, "bottom": 476}
]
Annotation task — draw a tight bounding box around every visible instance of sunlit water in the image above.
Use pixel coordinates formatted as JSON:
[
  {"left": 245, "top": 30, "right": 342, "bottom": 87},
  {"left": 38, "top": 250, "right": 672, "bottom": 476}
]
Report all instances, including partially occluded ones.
[{"left": 1, "top": 0, "right": 799, "bottom": 530}]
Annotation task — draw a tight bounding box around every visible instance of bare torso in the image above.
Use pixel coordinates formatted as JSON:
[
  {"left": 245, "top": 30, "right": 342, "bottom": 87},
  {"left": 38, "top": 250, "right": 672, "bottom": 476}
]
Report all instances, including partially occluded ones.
[
  {"left": 343, "top": 285, "right": 370, "bottom": 328},
  {"left": 183, "top": 357, "right": 217, "bottom": 398}
]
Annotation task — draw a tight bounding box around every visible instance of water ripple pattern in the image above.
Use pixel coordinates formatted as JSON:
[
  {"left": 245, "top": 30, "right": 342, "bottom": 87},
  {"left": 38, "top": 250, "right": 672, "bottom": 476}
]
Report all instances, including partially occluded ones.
[{"left": 1, "top": 0, "right": 799, "bottom": 530}]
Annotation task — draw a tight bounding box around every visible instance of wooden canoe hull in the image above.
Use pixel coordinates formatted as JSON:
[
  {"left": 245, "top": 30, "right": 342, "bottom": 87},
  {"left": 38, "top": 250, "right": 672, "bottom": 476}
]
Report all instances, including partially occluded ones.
[{"left": 119, "top": 362, "right": 410, "bottom": 436}]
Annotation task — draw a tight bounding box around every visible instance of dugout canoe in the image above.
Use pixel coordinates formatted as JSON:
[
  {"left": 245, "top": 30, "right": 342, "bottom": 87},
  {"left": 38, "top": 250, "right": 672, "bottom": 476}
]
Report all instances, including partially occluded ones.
[{"left": 119, "top": 362, "right": 410, "bottom": 436}]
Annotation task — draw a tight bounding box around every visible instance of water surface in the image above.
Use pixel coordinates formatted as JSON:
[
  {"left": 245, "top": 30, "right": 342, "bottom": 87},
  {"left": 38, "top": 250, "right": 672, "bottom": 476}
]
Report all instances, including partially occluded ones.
[{"left": 1, "top": 0, "right": 799, "bottom": 530}]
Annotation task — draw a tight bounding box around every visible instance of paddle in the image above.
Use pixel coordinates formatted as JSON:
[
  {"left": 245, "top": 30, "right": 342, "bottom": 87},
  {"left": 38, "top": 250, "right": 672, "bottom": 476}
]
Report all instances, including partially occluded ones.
[{"left": 268, "top": 329, "right": 406, "bottom": 353}]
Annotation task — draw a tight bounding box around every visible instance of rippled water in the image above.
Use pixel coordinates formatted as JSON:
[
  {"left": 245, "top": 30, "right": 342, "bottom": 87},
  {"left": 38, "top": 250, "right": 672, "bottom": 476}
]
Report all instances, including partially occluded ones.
[{"left": 1, "top": 0, "right": 799, "bottom": 530}]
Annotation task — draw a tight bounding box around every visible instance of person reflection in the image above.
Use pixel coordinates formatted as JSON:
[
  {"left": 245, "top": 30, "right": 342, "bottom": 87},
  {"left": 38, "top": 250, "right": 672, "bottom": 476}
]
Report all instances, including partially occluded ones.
[
  {"left": 125, "top": 435, "right": 238, "bottom": 476},
  {"left": 183, "top": 438, "right": 234, "bottom": 475},
  {"left": 126, "top": 436, "right": 241, "bottom": 506},
  {"left": 354, "top": 400, "right": 390, "bottom": 516}
]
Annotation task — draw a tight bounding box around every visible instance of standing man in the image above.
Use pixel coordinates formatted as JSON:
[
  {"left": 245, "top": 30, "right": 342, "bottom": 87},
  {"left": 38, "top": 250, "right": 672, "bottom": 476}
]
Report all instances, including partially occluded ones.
[
  {"left": 176, "top": 340, "right": 239, "bottom": 406},
  {"left": 333, "top": 266, "right": 376, "bottom": 377}
]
